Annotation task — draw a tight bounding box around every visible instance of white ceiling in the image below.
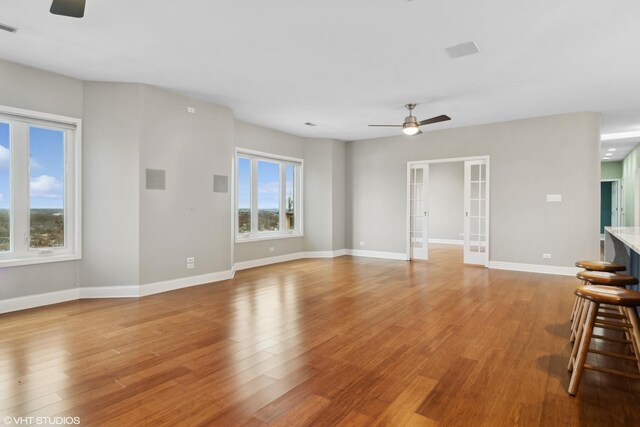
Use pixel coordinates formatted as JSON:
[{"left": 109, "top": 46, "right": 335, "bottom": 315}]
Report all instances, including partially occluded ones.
[{"left": 2, "top": 0, "right": 640, "bottom": 143}]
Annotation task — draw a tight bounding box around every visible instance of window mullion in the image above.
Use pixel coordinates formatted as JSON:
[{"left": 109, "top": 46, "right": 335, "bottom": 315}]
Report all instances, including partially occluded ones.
[
  {"left": 251, "top": 159, "right": 258, "bottom": 235},
  {"left": 11, "top": 122, "right": 30, "bottom": 254},
  {"left": 280, "top": 163, "right": 287, "bottom": 232}
]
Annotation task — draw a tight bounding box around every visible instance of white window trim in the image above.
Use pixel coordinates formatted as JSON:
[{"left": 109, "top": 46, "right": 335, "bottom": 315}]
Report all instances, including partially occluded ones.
[
  {"left": 235, "top": 148, "right": 303, "bottom": 243},
  {"left": 0, "top": 105, "right": 82, "bottom": 267}
]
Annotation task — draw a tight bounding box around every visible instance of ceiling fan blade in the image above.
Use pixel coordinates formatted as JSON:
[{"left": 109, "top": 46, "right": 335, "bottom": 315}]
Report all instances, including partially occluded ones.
[
  {"left": 417, "top": 115, "right": 451, "bottom": 126},
  {"left": 368, "top": 125, "right": 403, "bottom": 127},
  {"left": 50, "top": 0, "right": 86, "bottom": 18}
]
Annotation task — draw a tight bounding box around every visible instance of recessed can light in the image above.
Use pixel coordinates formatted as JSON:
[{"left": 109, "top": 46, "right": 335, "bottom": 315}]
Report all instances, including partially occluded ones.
[
  {"left": 602, "top": 158, "right": 609, "bottom": 160},
  {"left": 608, "top": 148, "right": 616, "bottom": 151}
]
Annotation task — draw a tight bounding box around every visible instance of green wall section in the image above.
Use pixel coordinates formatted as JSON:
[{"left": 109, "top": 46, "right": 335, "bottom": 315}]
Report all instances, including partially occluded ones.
[
  {"left": 601, "top": 161, "right": 622, "bottom": 180},
  {"left": 601, "top": 181, "right": 612, "bottom": 233}
]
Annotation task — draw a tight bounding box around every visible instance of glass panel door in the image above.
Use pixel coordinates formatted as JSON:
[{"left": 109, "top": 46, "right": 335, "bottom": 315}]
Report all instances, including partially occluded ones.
[
  {"left": 464, "top": 160, "right": 488, "bottom": 265},
  {"left": 410, "top": 164, "right": 428, "bottom": 260}
]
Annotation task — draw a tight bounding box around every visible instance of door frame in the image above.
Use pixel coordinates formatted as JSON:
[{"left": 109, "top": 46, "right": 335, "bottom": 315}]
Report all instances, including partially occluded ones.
[
  {"left": 406, "top": 155, "right": 490, "bottom": 267},
  {"left": 601, "top": 178, "right": 621, "bottom": 233}
]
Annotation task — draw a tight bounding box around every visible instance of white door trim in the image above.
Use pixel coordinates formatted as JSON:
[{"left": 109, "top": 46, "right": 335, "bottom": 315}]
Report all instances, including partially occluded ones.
[
  {"left": 406, "top": 155, "right": 490, "bottom": 266},
  {"left": 601, "top": 178, "right": 621, "bottom": 228}
]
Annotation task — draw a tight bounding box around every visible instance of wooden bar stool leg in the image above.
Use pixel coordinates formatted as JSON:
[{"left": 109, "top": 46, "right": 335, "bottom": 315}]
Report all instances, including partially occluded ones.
[
  {"left": 625, "top": 307, "right": 640, "bottom": 372},
  {"left": 571, "top": 298, "right": 588, "bottom": 343},
  {"left": 569, "top": 301, "right": 599, "bottom": 396},
  {"left": 570, "top": 295, "right": 579, "bottom": 323},
  {"left": 569, "top": 299, "right": 590, "bottom": 371}
]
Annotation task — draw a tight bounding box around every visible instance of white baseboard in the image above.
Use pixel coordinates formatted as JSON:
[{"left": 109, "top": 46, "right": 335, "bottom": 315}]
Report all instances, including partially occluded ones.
[
  {"left": 233, "top": 249, "right": 347, "bottom": 271},
  {"left": 488, "top": 261, "right": 580, "bottom": 276},
  {"left": 428, "top": 239, "right": 464, "bottom": 245},
  {"left": 1, "top": 270, "right": 236, "bottom": 315},
  {"left": 345, "top": 249, "right": 408, "bottom": 261},
  {"left": 304, "top": 249, "right": 347, "bottom": 258},
  {"left": 79, "top": 286, "right": 139, "bottom": 299},
  {"left": 234, "top": 252, "right": 306, "bottom": 271},
  {"left": 0, "top": 288, "right": 79, "bottom": 315},
  {"left": 139, "top": 270, "right": 235, "bottom": 296}
]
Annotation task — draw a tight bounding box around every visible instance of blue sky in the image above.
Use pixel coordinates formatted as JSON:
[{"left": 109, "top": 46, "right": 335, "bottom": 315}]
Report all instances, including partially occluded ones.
[
  {"left": 238, "top": 158, "right": 294, "bottom": 210},
  {"left": 0, "top": 123, "right": 64, "bottom": 210}
]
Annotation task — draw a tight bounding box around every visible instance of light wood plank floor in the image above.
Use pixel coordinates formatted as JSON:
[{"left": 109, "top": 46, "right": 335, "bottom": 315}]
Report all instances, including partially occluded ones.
[{"left": 1, "top": 245, "right": 639, "bottom": 426}]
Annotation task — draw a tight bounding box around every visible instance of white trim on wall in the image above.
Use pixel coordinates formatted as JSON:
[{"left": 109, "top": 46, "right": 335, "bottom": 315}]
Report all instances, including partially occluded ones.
[
  {"left": 234, "top": 249, "right": 348, "bottom": 271},
  {"left": 0, "top": 288, "right": 79, "bottom": 314},
  {"left": 428, "top": 238, "right": 464, "bottom": 245},
  {"left": 488, "top": 261, "right": 581, "bottom": 277},
  {"left": 345, "top": 249, "right": 409, "bottom": 260}
]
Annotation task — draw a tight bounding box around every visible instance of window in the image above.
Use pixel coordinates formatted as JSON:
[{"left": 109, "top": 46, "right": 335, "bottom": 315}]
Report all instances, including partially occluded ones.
[
  {"left": 235, "top": 149, "right": 302, "bottom": 242},
  {"left": 0, "top": 105, "right": 81, "bottom": 267}
]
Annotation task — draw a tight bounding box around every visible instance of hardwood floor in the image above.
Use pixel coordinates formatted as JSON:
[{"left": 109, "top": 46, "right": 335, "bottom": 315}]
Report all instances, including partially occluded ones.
[{"left": 1, "top": 244, "right": 639, "bottom": 426}]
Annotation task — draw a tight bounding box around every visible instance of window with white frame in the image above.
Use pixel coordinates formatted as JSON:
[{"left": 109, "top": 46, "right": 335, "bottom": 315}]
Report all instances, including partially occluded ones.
[
  {"left": 236, "top": 149, "right": 303, "bottom": 241},
  {"left": 0, "top": 106, "right": 81, "bottom": 267}
]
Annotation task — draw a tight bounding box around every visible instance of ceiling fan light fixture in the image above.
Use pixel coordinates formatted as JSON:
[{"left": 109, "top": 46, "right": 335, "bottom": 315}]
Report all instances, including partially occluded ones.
[{"left": 402, "top": 123, "right": 420, "bottom": 136}]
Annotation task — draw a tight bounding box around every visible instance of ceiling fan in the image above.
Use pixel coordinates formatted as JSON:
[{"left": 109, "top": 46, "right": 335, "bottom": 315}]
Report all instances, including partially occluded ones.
[
  {"left": 369, "top": 104, "right": 451, "bottom": 136},
  {"left": 50, "top": 0, "right": 86, "bottom": 18}
]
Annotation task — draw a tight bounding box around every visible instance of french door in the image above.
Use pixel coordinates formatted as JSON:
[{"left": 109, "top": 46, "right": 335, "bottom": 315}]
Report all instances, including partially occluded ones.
[
  {"left": 409, "top": 164, "right": 429, "bottom": 260},
  {"left": 464, "top": 160, "right": 488, "bottom": 265}
]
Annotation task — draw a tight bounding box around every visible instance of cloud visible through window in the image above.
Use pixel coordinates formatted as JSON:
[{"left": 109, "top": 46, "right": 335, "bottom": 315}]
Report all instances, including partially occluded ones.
[
  {"left": 30, "top": 175, "right": 63, "bottom": 199},
  {"left": 0, "top": 145, "right": 8, "bottom": 170}
]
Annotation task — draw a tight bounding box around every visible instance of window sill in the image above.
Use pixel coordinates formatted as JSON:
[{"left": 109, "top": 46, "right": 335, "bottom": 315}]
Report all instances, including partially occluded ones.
[
  {"left": 235, "top": 232, "right": 303, "bottom": 244},
  {"left": 0, "top": 253, "right": 81, "bottom": 268}
]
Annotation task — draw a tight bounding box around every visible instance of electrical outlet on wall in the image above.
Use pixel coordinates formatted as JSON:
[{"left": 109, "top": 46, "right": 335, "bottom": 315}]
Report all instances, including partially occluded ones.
[
  {"left": 542, "top": 253, "right": 552, "bottom": 259},
  {"left": 186, "top": 257, "right": 195, "bottom": 263},
  {"left": 269, "top": 247, "right": 275, "bottom": 252},
  {"left": 359, "top": 242, "right": 365, "bottom": 246},
  {"left": 187, "top": 263, "right": 195, "bottom": 269}
]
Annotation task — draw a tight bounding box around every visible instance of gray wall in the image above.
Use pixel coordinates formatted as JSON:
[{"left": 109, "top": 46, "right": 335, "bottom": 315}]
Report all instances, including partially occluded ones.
[
  {"left": 428, "top": 162, "right": 464, "bottom": 241},
  {"left": 0, "top": 59, "right": 83, "bottom": 299},
  {"left": 332, "top": 140, "right": 346, "bottom": 251},
  {"left": 139, "top": 85, "right": 234, "bottom": 284},
  {"left": 79, "top": 83, "right": 141, "bottom": 288},
  {"left": 346, "top": 113, "right": 601, "bottom": 267}
]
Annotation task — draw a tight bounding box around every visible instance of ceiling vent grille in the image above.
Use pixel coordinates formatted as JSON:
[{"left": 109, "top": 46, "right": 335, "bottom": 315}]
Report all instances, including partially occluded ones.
[{"left": 445, "top": 41, "right": 480, "bottom": 59}]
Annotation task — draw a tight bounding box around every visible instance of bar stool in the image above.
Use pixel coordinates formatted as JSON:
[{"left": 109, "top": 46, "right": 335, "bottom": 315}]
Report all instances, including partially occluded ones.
[
  {"left": 571, "top": 261, "right": 626, "bottom": 324},
  {"left": 570, "top": 270, "right": 637, "bottom": 343},
  {"left": 567, "top": 285, "right": 640, "bottom": 395}
]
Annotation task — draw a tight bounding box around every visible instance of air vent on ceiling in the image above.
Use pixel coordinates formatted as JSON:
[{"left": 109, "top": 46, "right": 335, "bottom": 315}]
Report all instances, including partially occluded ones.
[
  {"left": 445, "top": 41, "right": 480, "bottom": 59},
  {"left": 304, "top": 122, "right": 317, "bottom": 127},
  {"left": 0, "top": 23, "right": 18, "bottom": 33}
]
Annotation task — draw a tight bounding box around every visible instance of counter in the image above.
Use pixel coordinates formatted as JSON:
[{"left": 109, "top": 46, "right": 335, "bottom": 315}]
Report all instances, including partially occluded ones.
[{"left": 604, "top": 226, "right": 640, "bottom": 293}]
